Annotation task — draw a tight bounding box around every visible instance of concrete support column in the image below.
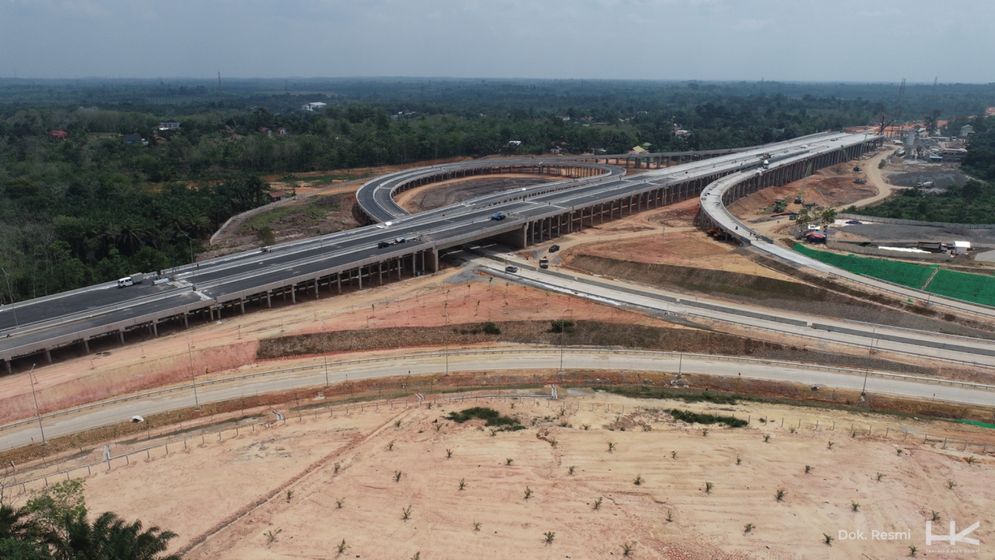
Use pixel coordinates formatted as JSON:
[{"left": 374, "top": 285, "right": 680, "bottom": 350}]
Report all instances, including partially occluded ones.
[
  {"left": 397, "top": 257, "right": 402, "bottom": 279},
  {"left": 314, "top": 279, "right": 319, "bottom": 299},
  {"left": 358, "top": 267, "right": 363, "bottom": 289},
  {"left": 119, "top": 330, "right": 126, "bottom": 346},
  {"left": 291, "top": 286, "right": 297, "bottom": 304},
  {"left": 3, "top": 360, "right": 10, "bottom": 374},
  {"left": 44, "top": 348, "right": 52, "bottom": 364},
  {"left": 151, "top": 320, "right": 158, "bottom": 337},
  {"left": 265, "top": 291, "right": 272, "bottom": 308},
  {"left": 240, "top": 298, "right": 246, "bottom": 314},
  {"left": 82, "top": 338, "right": 90, "bottom": 354},
  {"left": 378, "top": 261, "right": 384, "bottom": 285},
  {"left": 427, "top": 248, "right": 440, "bottom": 273}
]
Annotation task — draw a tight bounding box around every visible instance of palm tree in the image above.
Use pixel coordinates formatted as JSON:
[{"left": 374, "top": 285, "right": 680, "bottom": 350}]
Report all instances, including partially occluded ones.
[
  {"left": 51, "top": 511, "right": 179, "bottom": 560},
  {"left": 0, "top": 504, "right": 35, "bottom": 540}
]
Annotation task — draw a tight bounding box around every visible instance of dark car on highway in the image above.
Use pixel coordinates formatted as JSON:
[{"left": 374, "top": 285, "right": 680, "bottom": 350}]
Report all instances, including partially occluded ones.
[{"left": 548, "top": 244, "right": 560, "bottom": 253}]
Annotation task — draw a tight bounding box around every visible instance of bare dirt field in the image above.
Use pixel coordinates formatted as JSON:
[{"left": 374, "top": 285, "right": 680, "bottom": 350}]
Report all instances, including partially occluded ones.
[
  {"left": 21, "top": 390, "right": 992, "bottom": 559},
  {"left": 396, "top": 174, "right": 554, "bottom": 213},
  {"left": 727, "top": 162, "right": 877, "bottom": 236},
  {"left": 549, "top": 198, "right": 797, "bottom": 281}
]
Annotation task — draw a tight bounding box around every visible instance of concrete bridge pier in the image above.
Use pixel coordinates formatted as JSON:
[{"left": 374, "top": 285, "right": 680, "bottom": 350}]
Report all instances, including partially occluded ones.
[{"left": 495, "top": 226, "right": 528, "bottom": 250}]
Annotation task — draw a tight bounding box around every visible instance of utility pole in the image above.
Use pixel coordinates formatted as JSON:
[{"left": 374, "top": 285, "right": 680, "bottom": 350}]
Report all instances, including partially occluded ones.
[
  {"left": 188, "top": 340, "right": 200, "bottom": 408},
  {"left": 443, "top": 292, "right": 450, "bottom": 376},
  {"left": 28, "top": 363, "right": 46, "bottom": 444},
  {"left": 323, "top": 355, "right": 329, "bottom": 387}
]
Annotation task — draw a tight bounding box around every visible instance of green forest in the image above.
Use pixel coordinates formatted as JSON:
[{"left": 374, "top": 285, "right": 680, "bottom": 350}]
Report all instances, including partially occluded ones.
[
  {"left": 858, "top": 116, "right": 995, "bottom": 223},
  {"left": 2, "top": 78, "right": 994, "bottom": 301}
]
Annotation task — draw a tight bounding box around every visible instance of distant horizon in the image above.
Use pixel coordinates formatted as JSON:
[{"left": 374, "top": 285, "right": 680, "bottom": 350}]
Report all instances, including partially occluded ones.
[
  {"left": 2, "top": 0, "right": 993, "bottom": 84},
  {"left": 1, "top": 76, "right": 993, "bottom": 87}
]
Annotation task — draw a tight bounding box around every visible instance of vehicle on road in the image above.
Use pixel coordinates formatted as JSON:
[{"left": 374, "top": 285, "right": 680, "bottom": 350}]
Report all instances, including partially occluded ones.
[
  {"left": 539, "top": 257, "right": 549, "bottom": 269},
  {"left": 116, "top": 273, "right": 144, "bottom": 288},
  {"left": 377, "top": 241, "right": 391, "bottom": 249},
  {"left": 548, "top": 244, "right": 560, "bottom": 253},
  {"left": 490, "top": 212, "right": 506, "bottom": 221},
  {"left": 505, "top": 265, "right": 518, "bottom": 273}
]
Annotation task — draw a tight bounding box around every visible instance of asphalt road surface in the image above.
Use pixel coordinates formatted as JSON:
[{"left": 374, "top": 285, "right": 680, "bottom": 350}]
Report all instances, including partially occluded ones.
[{"left": 1, "top": 347, "right": 991, "bottom": 450}]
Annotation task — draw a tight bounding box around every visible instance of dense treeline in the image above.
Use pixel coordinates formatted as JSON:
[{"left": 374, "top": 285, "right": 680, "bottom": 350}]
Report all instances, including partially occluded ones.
[
  {"left": 962, "top": 117, "right": 995, "bottom": 181},
  {"left": 857, "top": 179, "right": 995, "bottom": 224},
  {"left": 859, "top": 117, "right": 995, "bottom": 224},
  {"left": 1, "top": 79, "right": 994, "bottom": 302}
]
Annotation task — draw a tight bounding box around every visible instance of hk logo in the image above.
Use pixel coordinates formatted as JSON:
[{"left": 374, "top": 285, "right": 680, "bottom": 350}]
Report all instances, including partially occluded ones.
[{"left": 926, "top": 520, "right": 980, "bottom": 547}]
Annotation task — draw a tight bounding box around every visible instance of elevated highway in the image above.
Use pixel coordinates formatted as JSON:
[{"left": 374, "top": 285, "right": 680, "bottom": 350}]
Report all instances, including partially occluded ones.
[
  {"left": 697, "top": 141, "right": 995, "bottom": 321},
  {"left": 0, "top": 132, "right": 880, "bottom": 373}
]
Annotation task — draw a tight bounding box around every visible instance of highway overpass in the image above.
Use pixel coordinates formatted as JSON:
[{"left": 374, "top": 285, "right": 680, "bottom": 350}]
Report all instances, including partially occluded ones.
[
  {"left": 0, "top": 132, "right": 880, "bottom": 373},
  {"left": 696, "top": 141, "right": 995, "bottom": 321}
]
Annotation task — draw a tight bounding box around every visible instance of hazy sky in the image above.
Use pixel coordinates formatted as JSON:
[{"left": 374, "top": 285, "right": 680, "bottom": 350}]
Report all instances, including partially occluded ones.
[{"left": 2, "top": 0, "right": 993, "bottom": 82}]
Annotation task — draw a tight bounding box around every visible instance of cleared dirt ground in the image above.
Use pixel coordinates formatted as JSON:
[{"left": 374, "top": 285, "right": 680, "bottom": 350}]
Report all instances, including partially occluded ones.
[
  {"left": 549, "top": 198, "right": 797, "bottom": 280},
  {"left": 727, "top": 162, "right": 878, "bottom": 238},
  {"left": 396, "top": 174, "right": 554, "bottom": 213},
  {"left": 25, "top": 390, "right": 992, "bottom": 559}
]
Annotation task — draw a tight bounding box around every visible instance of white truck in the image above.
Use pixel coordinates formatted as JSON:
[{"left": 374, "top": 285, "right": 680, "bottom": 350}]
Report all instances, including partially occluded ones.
[{"left": 116, "top": 272, "right": 145, "bottom": 288}]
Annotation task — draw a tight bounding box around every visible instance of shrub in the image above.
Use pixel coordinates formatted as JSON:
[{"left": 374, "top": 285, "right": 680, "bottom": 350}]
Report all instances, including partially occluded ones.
[
  {"left": 482, "top": 322, "right": 501, "bottom": 334},
  {"left": 447, "top": 407, "right": 524, "bottom": 431},
  {"left": 670, "top": 409, "right": 747, "bottom": 428},
  {"left": 549, "top": 319, "right": 574, "bottom": 333}
]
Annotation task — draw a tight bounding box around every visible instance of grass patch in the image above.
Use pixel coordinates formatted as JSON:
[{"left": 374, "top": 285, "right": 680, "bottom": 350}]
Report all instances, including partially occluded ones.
[
  {"left": 793, "top": 243, "right": 936, "bottom": 289},
  {"left": 244, "top": 197, "right": 339, "bottom": 231},
  {"left": 926, "top": 268, "right": 995, "bottom": 307},
  {"left": 447, "top": 407, "right": 524, "bottom": 431},
  {"left": 670, "top": 409, "right": 748, "bottom": 428}
]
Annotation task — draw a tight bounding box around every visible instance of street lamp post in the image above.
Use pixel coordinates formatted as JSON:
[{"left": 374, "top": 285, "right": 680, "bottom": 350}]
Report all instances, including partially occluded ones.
[
  {"left": 187, "top": 340, "right": 200, "bottom": 408},
  {"left": 28, "top": 363, "right": 46, "bottom": 444}
]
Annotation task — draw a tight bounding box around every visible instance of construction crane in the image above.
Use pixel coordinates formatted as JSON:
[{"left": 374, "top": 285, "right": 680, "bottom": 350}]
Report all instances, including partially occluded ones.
[{"left": 878, "top": 78, "right": 907, "bottom": 137}]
